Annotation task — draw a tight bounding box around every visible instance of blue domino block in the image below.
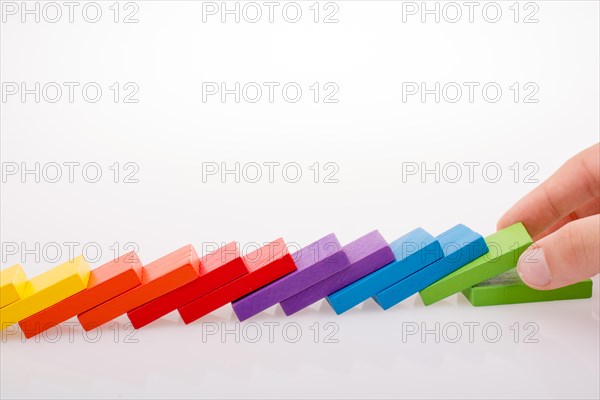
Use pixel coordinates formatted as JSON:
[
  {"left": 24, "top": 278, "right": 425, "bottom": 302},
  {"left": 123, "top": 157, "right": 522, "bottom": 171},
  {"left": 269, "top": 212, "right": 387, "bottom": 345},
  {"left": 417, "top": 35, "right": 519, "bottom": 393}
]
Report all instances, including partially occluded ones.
[
  {"left": 326, "top": 228, "right": 443, "bottom": 314},
  {"left": 373, "top": 224, "right": 488, "bottom": 310}
]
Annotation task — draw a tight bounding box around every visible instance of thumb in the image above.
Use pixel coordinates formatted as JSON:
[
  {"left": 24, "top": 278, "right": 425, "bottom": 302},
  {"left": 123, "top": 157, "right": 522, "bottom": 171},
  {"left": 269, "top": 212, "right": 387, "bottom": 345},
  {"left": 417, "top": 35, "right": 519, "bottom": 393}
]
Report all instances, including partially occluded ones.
[{"left": 517, "top": 215, "right": 600, "bottom": 290}]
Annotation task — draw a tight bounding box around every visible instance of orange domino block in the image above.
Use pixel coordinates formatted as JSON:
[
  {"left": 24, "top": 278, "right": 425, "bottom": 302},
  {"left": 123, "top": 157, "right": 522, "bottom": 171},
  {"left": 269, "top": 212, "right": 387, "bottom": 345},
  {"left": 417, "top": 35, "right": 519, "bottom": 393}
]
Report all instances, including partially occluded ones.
[
  {"left": 19, "top": 252, "right": 143, "bottom": 339},
  {"left": 178, "top": 238, "right": 297, "bottom": 324},
  {"left": 1, "top": 264, "right": 28, "bottom": 308},
  {"left": 77, "top": 245, "right": 200, "bottom": 331},
  {"left": 127, "top": 242, "right": 248, "bottom": 329}
]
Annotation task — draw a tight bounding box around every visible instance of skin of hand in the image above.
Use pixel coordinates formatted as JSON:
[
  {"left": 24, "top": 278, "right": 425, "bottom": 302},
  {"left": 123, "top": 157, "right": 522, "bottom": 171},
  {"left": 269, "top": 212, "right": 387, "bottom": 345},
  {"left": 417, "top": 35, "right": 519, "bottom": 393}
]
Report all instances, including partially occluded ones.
[{"left": 497, "top": 143, "right": 600, "bottom": 290}]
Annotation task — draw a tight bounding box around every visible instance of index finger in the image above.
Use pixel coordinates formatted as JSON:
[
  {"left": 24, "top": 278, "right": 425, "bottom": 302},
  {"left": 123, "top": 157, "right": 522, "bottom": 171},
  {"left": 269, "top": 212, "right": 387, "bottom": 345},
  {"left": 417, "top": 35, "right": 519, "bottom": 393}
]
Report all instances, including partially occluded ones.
[{"left": 497, "top": 143, "right": 600, "bottom": 239}]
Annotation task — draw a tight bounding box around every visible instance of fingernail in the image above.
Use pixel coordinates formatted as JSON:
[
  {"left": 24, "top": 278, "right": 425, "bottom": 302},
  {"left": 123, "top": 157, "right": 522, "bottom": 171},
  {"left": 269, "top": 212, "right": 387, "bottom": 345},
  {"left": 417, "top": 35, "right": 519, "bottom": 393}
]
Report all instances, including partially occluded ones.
[{"left": 517, "top": 247, "right": 552, "bottom": 287}]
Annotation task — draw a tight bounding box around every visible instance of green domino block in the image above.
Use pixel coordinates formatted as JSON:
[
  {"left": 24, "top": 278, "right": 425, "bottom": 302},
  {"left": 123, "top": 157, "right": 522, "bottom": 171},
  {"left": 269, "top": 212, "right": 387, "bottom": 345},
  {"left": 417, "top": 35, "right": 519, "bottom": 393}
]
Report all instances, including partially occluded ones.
[
  {"left": 419, "top": 222, "right": 532, "bottom": 305},
  {"left": 462, "top": 268, "right": 593, "bottom": 306}
]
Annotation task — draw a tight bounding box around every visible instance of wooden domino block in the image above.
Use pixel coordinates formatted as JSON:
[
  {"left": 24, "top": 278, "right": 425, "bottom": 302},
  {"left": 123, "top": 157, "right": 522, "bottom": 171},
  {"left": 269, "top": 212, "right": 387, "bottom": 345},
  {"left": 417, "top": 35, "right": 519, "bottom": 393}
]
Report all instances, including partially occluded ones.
[
  {"left": 127, "top": 242, "right": 248, "bottom": 329},
  {"left": 280, "top": 230, "right": 395, "bottom": 316},
  {"left": 462, "top": 268, "right": 593, "bottom": 306},
  {"left": 0, "top": 257, "right": 90, "bottom": 329},
  {"left": 178, "top": 238, "right": 297, "bottom": 324},
  {"left": 327, "top": 228, "right": 443, "bottom": 315},
  {"left": 419, "top": 222, "right": 532, "bottom": 305},
  {"left": 373, "top": 224, "right": 488, "bottom": 310},
  {"left": 77, "top": 245, "right": 199, "bottom": 331},
  {"left": 232, "top": 233, "right": 349, "bottom": 321},
  {"left": 19, "top": 252, "right": 143, "bottom": 338},
  {"left": 1, "top": 264, "right": 28, "bottom": 308}
]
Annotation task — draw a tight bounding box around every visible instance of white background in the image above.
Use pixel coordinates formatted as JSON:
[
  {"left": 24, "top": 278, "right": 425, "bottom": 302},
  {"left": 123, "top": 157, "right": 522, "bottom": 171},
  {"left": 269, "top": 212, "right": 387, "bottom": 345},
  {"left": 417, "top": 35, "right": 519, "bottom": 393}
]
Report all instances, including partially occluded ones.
[{"left": 1, "top": 1, "right": 599, "bottom": 398}]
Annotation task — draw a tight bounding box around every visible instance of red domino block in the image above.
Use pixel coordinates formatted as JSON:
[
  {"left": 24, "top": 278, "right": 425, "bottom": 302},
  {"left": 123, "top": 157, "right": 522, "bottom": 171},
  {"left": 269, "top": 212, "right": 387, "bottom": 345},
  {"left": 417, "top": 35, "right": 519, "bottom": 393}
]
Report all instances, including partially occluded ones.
[
  {"left": 178, "top": 238, "right": 297, "bottom": 324},
  {"left": 127, "top": 242, "right": 248, "bottom": 329},
  {"left": 19, "top": 252, "right": 143, "bottom": 339},
  {"left": 78, "top": 245, "right": 200, "bottom": 331}
]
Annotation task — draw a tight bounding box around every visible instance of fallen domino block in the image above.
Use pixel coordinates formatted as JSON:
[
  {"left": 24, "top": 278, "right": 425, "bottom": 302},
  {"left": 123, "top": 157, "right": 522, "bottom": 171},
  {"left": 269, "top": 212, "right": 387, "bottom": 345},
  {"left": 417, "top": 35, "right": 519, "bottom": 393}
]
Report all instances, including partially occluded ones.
[
  {"left": 232, "top": 233, "right": 350, "bottom": 321},
  {"left": 374, "top": 224, "right": 488, "bottom": 310},
  {"left": 1, "top": 256, "right": 91, "bottom": 330},
  {"left": 78, "top": 245, "right": 199, "bottom": 331},
  {"left": 419, "top": 222, "right": 532, "bottom": 305},
  {"left": 280, "top": 230, "right": 395, "bottom": 316},
  {"left": 128, "top": 242, "right": 248, "bottom": 329},
  {"left": 327, "top": 228, "right": 443, "bottom": 315},
  {"left": 19, "top": 252, "right": 143, "bottom": 339},
  {"left": 462, "top": 268, "right": 593, "bottom": 306},
  {"left": 1, "top": 264, "right": 28, "bottom": 308},
  {"left": 178, "top": 238, "right": 297, "bottom": 324}
]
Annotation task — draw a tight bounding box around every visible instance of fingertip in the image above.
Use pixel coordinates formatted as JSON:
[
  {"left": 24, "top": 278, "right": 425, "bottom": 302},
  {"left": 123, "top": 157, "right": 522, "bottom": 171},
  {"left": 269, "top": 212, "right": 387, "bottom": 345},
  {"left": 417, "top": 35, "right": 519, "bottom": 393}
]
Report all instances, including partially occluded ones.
[
  {"left": 517, "top": 245, "right": 552, "bottom": 289},
  {"left": 496, "top": 211, "right": 513, "bottom": 231},
  {"left": 496, "top": 210, "right": 525, "bottom": 233},
  {"left": 518, "top": 216, "right": 600, "bottom": 290}
]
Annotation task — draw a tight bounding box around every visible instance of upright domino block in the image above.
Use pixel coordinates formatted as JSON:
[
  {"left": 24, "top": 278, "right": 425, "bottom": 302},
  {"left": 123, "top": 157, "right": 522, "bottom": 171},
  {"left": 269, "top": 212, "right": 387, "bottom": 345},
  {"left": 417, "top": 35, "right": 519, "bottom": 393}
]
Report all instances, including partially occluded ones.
[
  {"left": 178, "top": 238, "right": 297, "bottom": 324},
  {"left": 78, "top": 245, "right": 199, "bottom": 331},
  {"left": 374, "top": 224, "right": 488, "bottom": 310},
  {"left": 419, "top": 222, "right": 532, "bottom": 305},
  {"left": 327, "top": 228, "right": 443, "bottom": 315},
  {"left": 232, "top": 233, "right": 350, "bottom": 321},
  {"left": 128, "top": 242, "right": 248, "bottom": 329},
  {"left": 1, "top": 264, "right": 28, "bottom": 308},
  {"left": 19, "top": 252, "right": 143, "bottom": 338},
  {"left": 0, "top": 257, "right": 91, "bottom": 329},
  {"left": 280, "top": 230, "right": 395, "bottom": 316},
  {"left": 462, "top": 268, "right": 593, "bottom": 306}
]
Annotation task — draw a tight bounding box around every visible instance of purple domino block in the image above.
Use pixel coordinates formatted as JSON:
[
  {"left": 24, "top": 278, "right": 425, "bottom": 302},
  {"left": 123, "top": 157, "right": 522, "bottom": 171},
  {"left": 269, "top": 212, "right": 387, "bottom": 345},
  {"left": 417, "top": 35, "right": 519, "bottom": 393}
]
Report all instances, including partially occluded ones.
[
  {"left": 280, "top": 230, "right": 395, "bottom": 316},
  {"left": 231, "top": 233, "right": 350, "bottom": 321}
]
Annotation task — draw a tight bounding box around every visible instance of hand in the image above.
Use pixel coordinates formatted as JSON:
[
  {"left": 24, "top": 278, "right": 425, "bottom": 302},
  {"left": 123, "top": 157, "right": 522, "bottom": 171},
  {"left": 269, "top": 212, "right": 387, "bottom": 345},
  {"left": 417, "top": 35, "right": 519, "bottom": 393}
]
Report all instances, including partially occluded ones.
[{"left": 497, "top": 143, "right": 599, "bottom": 290}]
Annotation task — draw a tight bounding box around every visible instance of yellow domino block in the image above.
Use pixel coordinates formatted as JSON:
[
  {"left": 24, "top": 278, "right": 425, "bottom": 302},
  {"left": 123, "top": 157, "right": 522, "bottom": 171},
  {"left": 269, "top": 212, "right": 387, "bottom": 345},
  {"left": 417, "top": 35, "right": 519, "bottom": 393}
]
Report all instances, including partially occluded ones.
[
  {"left": 0, "top": 256, "right": 91, "bottom": 329},
  {"left": 1, "top": 264, "right": 28, "bottom": 308}
]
